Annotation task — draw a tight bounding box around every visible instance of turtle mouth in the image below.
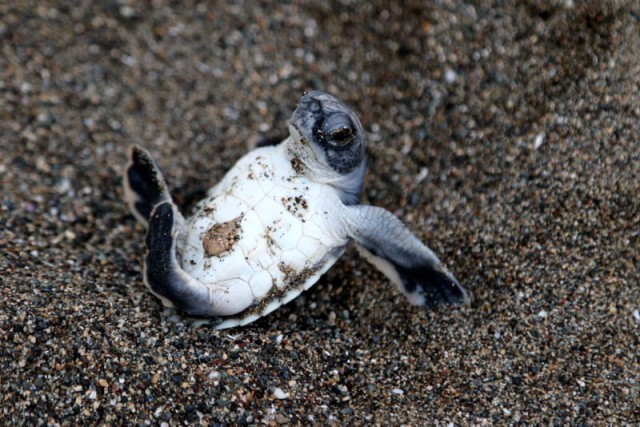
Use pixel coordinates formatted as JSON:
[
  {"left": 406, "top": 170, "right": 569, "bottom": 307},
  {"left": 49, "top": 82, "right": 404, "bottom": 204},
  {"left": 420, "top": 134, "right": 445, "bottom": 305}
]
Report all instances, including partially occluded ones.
[{"left": 289, "top": 122, "right": 307, "bottom": 146}]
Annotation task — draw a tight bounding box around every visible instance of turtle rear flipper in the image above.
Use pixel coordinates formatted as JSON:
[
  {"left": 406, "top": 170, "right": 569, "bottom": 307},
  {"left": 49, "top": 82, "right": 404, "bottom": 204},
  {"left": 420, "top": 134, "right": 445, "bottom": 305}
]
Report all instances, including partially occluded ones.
[
  {"left": 345, "top": 205, "right": 471, "bottom": 307},
  {"left": 144, "top": 201, "right": 254, "bottom": 319},
  {"left": 123, "top": 145, "right": 173, "bottom": 227}
]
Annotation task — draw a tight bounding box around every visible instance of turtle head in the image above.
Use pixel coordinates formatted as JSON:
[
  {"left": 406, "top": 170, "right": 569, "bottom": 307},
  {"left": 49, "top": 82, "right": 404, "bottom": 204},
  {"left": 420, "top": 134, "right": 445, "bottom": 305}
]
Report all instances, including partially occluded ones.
[{"left": 289, "top": 91, "right": 366, "bottom": 204}]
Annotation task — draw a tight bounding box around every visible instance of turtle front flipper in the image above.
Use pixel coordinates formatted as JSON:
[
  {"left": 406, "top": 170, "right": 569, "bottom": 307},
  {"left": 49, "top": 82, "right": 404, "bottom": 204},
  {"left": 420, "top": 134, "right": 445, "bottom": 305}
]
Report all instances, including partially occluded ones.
[
  {"left": 123, "top": 145, "right": 172, "bottom": 227},
  {"left": 344, "top": 205, "right": 471, "bottom": 307},
  {"left": 144, "top": 201, "right": 254, "bottom": 319}
]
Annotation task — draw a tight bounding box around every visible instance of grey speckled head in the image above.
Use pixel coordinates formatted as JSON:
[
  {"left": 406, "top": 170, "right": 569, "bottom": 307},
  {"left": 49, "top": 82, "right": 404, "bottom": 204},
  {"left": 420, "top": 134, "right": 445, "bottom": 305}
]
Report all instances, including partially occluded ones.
[{"left": 290, "top": 91, "right": 366, "bottom": 175}]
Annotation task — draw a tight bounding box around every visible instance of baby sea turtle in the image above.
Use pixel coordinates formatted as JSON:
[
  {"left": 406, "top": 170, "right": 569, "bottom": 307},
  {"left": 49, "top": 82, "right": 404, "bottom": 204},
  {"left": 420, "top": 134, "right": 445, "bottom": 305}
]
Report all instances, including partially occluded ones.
[{"left": 123, "top": 91, "right": 471, "bottom": 329}]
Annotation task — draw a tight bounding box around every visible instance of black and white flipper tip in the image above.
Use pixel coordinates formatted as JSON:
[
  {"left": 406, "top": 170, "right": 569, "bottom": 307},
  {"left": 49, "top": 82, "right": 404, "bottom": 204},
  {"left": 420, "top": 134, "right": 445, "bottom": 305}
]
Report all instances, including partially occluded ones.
[
  {"left": 346, "top": 205, "right": 472, "bottom": 307},
  {"left": 123, "top": 145, "right": 172, "bottom": 228}
]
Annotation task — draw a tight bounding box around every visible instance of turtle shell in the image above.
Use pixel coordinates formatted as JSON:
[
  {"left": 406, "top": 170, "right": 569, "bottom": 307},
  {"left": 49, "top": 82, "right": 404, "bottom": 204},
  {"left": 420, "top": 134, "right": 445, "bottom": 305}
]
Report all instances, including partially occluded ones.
[{"left": 177, "top": 141, "right": 349, "bottom": 328}]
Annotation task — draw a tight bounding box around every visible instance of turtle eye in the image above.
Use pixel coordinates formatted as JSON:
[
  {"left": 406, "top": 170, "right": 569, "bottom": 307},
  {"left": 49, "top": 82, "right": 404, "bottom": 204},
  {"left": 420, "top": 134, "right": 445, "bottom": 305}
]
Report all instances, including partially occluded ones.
[{"left": 330, "top": 126, "right": 355, "bottom": 145}]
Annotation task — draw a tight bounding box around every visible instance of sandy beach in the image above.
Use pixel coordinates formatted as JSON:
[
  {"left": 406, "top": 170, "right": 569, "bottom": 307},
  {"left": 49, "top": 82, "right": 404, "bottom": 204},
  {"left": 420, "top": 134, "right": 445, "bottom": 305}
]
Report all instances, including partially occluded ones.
[{"left": 1, "top": 1, "right": 638, "bottom": 424}]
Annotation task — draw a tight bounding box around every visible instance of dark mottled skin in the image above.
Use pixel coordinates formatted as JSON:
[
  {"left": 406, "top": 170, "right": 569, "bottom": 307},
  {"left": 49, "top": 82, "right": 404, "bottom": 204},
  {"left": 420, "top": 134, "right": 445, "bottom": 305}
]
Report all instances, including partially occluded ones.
[{"left": 292, "top": 91, "right": 367, "bottom": 175}]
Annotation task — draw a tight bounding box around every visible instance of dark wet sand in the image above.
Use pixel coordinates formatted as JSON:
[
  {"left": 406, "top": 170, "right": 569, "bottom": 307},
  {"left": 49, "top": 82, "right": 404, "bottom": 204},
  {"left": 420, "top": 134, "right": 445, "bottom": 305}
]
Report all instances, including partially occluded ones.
[{"left": 1, "top": 1, "right": 638, "bottom": 425}]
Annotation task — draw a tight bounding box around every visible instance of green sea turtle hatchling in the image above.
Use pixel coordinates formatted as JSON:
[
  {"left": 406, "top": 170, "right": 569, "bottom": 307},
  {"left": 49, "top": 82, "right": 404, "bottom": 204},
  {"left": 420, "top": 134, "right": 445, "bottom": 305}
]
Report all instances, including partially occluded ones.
[{"left": 123, "top": 91, "right": 471, "bottom": 329}]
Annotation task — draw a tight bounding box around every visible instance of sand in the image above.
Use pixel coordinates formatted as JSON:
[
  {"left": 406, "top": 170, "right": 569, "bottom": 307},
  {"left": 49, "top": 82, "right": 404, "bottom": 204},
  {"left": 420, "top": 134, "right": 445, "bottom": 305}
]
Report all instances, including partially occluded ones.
[{"left": 1, "top": 0, "right": 638, "bottom": 425}]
